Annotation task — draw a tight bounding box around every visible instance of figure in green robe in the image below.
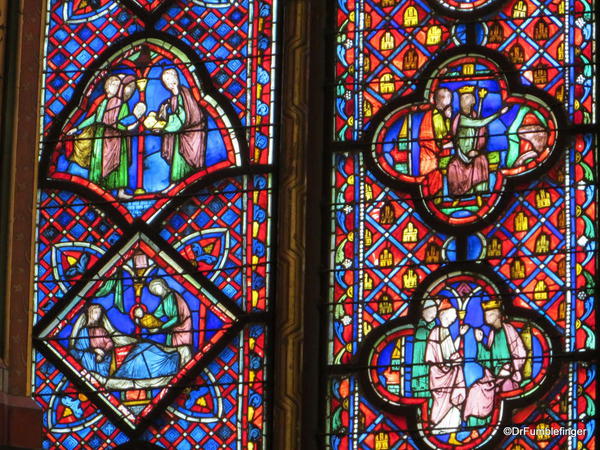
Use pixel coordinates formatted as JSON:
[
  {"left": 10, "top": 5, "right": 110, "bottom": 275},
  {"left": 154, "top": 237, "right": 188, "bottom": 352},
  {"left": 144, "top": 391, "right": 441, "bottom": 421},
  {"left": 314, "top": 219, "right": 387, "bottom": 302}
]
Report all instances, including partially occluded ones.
[
  {"left": 67, "top": 74, "right": 145, "bottom": 199},
  {"left": 156, "top": 68, "right": 207, "bottom": 190},
  {"left": 447, "top": 90, "right": 508, "bottom": 197},
  {"left": 411, "top": 299, "right": 438, "bottom": 398},
  {"left": 145, "top": 278, "right": 193, "bottom": 365}
]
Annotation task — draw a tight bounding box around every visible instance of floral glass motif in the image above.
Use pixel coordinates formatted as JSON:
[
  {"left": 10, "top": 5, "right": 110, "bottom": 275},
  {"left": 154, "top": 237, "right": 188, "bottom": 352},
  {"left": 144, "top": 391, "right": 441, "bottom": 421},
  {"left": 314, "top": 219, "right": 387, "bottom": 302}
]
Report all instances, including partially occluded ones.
[
  {"left": 130, "top": 0, "right": 168, "bottom": 11},
  {"left": 61, "top": 0, "right": 120, "bottom": 23},
  {"left": 328, "top": 0, "right": 596, "bottom": 448},
  {"left": 34, "top": 0, "right": 277, "bottom": 448}
]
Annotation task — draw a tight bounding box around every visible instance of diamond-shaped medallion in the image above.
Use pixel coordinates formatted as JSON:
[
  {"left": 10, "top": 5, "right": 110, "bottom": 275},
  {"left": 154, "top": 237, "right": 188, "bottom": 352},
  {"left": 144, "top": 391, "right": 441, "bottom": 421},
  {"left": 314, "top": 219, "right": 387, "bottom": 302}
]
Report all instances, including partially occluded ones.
[{"left": 36, "top": 233, "right": 238, "bottom": 431}]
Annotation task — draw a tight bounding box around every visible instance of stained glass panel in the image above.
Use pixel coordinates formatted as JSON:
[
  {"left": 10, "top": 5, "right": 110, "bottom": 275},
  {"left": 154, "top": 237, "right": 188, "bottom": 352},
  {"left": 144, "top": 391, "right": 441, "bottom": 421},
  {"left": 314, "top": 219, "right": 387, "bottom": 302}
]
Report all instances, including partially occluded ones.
[
  {"left": 327, "top": 0, "right": 596, "bottom": 448},
  {"left": 34, "top": 0, "right": 278, "bottom": 447}
]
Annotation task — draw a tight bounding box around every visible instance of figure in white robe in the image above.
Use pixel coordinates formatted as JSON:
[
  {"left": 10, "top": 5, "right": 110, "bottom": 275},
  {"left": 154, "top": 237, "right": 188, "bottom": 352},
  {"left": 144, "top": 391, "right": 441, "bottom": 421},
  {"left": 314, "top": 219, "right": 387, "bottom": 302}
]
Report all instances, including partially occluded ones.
[{"left": 425, "top": 299, "right": 466, "bottom": 435}]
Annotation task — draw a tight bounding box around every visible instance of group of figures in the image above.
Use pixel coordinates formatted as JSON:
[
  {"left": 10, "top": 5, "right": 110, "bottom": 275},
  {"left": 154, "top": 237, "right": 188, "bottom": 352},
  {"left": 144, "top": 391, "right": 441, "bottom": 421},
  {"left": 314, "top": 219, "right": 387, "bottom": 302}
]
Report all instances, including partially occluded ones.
[
  {"left": 70, "top": 277, "right": 193, "bottom": 390},
  {"left": 416, "top": 86, "right": 510, "bottom": 203},
  {"left": 409, "top": 297, "right": 525, "bottom": 439},
  {"left": 368, "top": 272, "right": 551, "bottom": 447},
  {"left": 374, "top": 56, "right": 557, "bottom": 224},
  {"left": 63, "top": 67, "right": 207, "bottom": 198}
]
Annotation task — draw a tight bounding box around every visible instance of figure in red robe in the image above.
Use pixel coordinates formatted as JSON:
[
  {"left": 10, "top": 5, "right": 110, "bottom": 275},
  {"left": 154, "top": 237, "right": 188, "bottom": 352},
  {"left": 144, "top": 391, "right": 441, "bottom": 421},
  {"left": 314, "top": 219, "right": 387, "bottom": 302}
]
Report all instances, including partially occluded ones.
[
  {"left": 418, "top": 88, "right": 453, "bottom": 202},
  {"left": 512, "top": 112, "right": 551, "bottom": 169}
]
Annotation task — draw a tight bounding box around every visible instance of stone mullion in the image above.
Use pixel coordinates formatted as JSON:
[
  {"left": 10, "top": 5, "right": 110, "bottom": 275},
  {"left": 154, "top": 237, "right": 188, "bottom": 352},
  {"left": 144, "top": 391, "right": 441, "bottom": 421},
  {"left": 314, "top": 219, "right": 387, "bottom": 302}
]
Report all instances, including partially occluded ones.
[
  {"left": 273, "top": 0, "right": 326, "bottom": 448},
  {"left": 0, "top": 0, "right": 43, "bottom": 447}
]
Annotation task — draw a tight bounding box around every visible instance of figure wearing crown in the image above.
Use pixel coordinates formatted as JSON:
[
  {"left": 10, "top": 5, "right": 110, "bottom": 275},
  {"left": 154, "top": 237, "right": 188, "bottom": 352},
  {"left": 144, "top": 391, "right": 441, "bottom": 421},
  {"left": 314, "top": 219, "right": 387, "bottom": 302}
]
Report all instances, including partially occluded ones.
[
  {"left": 462, "top": 298, "right": 526, "bottom": 429},
  {"left": 447, "top": 85, "right": 509, "bottom": 206}
]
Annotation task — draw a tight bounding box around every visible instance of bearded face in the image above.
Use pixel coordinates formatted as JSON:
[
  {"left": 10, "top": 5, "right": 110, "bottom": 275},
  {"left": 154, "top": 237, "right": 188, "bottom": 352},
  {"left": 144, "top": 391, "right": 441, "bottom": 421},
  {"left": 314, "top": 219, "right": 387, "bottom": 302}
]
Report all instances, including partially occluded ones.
[
  {"left": 460, "top": 93, "right": 476, "bottom": 114},
  {"left": 162, "top": 69, "right": 180, "bottom": 94},
  {"left": 104, "top": 76, "right": 121, "bottom": 98}
]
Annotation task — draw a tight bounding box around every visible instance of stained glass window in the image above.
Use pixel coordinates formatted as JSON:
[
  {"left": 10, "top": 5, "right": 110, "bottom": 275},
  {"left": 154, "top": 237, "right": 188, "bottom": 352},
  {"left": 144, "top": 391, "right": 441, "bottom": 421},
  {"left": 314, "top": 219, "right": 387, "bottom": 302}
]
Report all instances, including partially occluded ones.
[
  {"left": 33, "top": 1, "right": 278, "bottom": 447},
  {"left": 327, "top": 0, "right": 596, "bottom": 448}
]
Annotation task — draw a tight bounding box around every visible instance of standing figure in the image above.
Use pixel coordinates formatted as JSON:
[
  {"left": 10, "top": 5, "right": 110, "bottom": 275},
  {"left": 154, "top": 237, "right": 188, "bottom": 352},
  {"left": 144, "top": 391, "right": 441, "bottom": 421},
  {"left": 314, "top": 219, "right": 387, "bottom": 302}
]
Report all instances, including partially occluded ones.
[
  {"left": 425, "top": 299, "right": 466, "bottom": 436},
  {"left": 447, "top": 87, "right": 508, "bottom": 202},
  {"left": 418, "top": 88, "right": 453, "bottom": 202},
  {"left": 156, "top": 68, "right": 207, "bottom": 189},
  {"left": 67, "top": 74, "right": 146, "bottom": 199},
  {"left": 463, "top": 299, "right": 526, "bottom": 427},
  {"left": 145, "top": 278, "right": 193, "bottom": 366},
  {"left": 411, "top": 299, "right": 438, "bottom": 398}
]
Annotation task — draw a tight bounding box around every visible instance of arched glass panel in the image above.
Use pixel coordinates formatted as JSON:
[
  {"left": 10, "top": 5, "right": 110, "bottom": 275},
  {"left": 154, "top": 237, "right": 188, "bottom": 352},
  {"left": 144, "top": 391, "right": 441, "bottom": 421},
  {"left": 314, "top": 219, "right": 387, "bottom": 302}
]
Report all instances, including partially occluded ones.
[
  {"left": 33, "top": 1, "right": 279, "bottom": 447},
  {"left": 327, "top": 0, "right": 596, "bottom": 448}
]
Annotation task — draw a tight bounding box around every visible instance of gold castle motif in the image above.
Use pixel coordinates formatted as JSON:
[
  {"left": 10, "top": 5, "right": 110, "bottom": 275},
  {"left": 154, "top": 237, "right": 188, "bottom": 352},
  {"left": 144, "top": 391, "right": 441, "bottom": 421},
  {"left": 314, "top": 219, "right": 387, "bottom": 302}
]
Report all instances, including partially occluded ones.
[
  {"left": 403, "top": 268, "right": 418, "bottom": 288},
  {"left": 515, "top": 211, "right": 529, "bottom": 232},
  {"left": 487, "top": 237, "right": 502, "bottom": 257},
  {"left": 513, "top": 0, "right": 528, "bottom": 18},
  {"left": 535, "top": 189, "right": 551, "bottom": 208},
  {"left": 379, "top": 247, "right": 394, "bottom": 267},
  {"left": 380, "top": 73, "right": 395, "bottom": 94},
  {"left": 489, "top": 22, "right": 504, "bottom": 43},
  {"left": 378, "top": 293, "right": 393, "bottom": 315},
  {"left": 533, "top": 65, "right": 548, "bottom": 84},
  {"left": 380, "top": 31, "right": 395, "bottom": 51},
  {"left": 375, "top": 432, "right": 390, "bottom": 449},
  {"left": 510, "top": 258, "right": 526, "bottom": 279},
  {"left": 510, "top": 44, "right": 525, "bottom": 64},
  {"left": 364, "top": 100, "right": 373, "bottom": 117},
  {"left": 364, "top": 229, "right": 373, "bottom": 246},
  {"left": 535, "top": 233, "right": 550, "bottom": 254},
  {"left": 426, "top": 26, "right": 442, "bottom": 46},
  {"left": 402, "top": 222, "right": 418, "bottom": 243},
  {"left": 364, "top": 273, "right": 374, "bottom": 290},
  {"left": 425, "top": 243, "right": 441, "bottom": 263},
  {"left": 380, "top": 202, "right": 396, "bottom": 225},
  {"left": 403, "top": 48, "right": 418, "bottom": 70},
  {"left": 534, "top": 280, "right": 548, "bottom": 300},
  {"left": 462, "top": 64, "right": 475, "bottom": 76},
  {"left": 403, "top": 6, "right": 418, "bottom": 27},
  {"left": 534, "top": 20, "right": 549, "bottom": 41}
]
